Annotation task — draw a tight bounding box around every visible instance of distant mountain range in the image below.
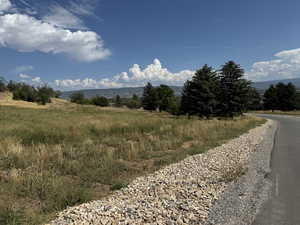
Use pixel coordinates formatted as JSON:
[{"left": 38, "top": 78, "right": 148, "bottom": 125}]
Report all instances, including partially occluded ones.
[
  {"left": 61, "top": 78, "right": 300, "bottom": 99},
  {"left": 252, "top": 78, "right": 300, "bottom": 91},
  {"left": 60, "top": 86, "right": 183, "bottom": 99}
]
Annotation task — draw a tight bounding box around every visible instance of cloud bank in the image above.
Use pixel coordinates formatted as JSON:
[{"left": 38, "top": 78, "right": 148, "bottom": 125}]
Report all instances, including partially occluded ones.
[
  {"left": 0, "top": 0, "right": 11, "bottom": 13},
  {"left": 53, "top": 48, "right": 300, "bottom": 90},
  {"left": 0, "top": 0, "right": 110, "bottom": 62},
  {"left": 247, "top": 48, "right": 300, "bottom": 81},
  {"left": 54, "top": 59, "right": 195, "bottom": 90}
]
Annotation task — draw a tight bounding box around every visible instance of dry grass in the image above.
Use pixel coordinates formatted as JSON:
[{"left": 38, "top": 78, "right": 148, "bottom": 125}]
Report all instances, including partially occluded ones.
[
  {"left": 0, "top": 91, "right": 70, "bottom": 109},
  {"left": 0, "top": 104, "right": 265, "bottom": 224},
  {"left": 253, "top": 110, "right": 300, "bottom": 116}
]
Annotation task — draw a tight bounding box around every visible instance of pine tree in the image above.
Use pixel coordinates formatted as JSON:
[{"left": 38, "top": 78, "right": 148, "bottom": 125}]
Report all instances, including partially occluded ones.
[
  {"left": 296, "top": 93, "right": 300, "bottom": 110},
  {"left": 180, "top": 80, "right": 193, "bottom": 116},
  {"left": 141, "top": 82, "right": 158, "bottom": 111},
  {"left": 286, "top": 83, "right": 297, "bottom": 110},
  {"left": 156, "top": 84, "right": 176, "bottom": 112},
  {"left": 263, "top": 85, "right": 278, "bottom": 111},
  {"left": 218, "top": 61, "right": 251, "bottom": 117},
  {"left": 115, "top": 95, "right": 122, "bottom": 107},
  {"left": 247, "top": 87, "right": 262, "bottom": 110},
  {"left": 276, "top": 82, "right": 297, "bottom": 111},
  {"left": 0, "top": 77, "right": 7, "bottom": 92},
  {"left": 180, "top": 64, "right": 219, "bottom": 118}
]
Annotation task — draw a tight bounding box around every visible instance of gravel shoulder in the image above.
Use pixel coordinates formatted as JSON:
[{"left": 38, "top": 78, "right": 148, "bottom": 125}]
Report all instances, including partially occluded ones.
[
  {"left": 205, "top": 119, "right": 277, "bottom": 225},
  {"left": 49, "top": 119, "right": 275, "bottom": 225}
]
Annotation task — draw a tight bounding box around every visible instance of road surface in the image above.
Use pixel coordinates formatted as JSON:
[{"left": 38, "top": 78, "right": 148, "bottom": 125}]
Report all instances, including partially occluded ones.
[{"left": 253, "top": 114, "right": 300, "bottom": 225}]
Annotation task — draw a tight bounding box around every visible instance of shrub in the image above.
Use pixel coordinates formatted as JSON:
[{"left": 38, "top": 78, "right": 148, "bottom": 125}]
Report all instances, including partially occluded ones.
[
  {"left": 91, "top": 96, "right": 109, "bottom": 107},
  {"left": 70, "top": 92, "right": 86, "bottom": 104},
  {"left": 0, "top": 78, "right": 7, "bottom": 92}
]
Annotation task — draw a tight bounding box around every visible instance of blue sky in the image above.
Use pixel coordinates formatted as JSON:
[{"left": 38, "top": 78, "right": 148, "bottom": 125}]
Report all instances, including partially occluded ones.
[{"left": 1, "top": 0, "right": 300, "bottom": 90}]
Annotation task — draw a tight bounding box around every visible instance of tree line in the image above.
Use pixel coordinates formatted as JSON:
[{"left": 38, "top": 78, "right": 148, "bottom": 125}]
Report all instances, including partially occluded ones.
[
  {"left": 141, "top": 61, "right": 259, "bottom": 118},
  {"left": 263, "top": 82, "right": 300, "bottom": 111},
  {"left": 69, "top": 91, "right": 143, "bottom": 109},
  {"left": 0, "top": 78, "right": 60, "bottom": 105},
  {"left": 70, "top": 92, "right": 110, "bottom": 107}
]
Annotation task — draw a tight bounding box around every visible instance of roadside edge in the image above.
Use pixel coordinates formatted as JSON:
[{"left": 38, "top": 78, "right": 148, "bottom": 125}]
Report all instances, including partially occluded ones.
[{"left": 205, "top": 119, "right": 278, "bottom": 225}]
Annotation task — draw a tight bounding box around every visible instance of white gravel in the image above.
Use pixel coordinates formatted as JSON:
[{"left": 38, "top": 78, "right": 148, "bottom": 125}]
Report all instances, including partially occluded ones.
[{"left": 48, "top": 119, "right": 273, "bottom": 225}]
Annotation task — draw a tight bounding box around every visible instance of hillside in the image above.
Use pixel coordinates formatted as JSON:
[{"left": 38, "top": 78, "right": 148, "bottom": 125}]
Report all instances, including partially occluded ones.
[
  {"left": 0, "top": 91, "right": 70, "bottom": 109},
  {"left": 61, "top": 78, "right": 300, "bottom": 99}
]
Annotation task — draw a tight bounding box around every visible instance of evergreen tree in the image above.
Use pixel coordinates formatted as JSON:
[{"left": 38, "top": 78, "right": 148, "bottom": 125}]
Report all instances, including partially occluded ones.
[
  {"left": 156, "top": 84, "right": 176, "bottom": 112},
  {"left": 218, "top": 61, "right": 251, "bottom": 117},
  {"left": 141, "top": 82, "right": 158, "bottom": 111},
  {"left": 0, "top": 77, "right": 7, "bottom": 92},
  {"left": 295, "top": 93, "right": 300, "bottom": 110},
  {"left": 276, "top": 82, "right": 297, "bottom": 111},
  {"left": 180, "top": 64, "right": 219, "bottom": 118},
  {"left": 180, "top": 80, "right": 193, "bottom": 116},
  {"left": 115, "top": 95, "right": 122, "bottom": 107},
  {"left": 263, "top": 85, "right": 278, "bottom": 111},
  {"left": 132, "top": 94, "right": 139, "bottom": 102},
  {"left": 247, "top": 87, "right": 262, "bottom": 110}
]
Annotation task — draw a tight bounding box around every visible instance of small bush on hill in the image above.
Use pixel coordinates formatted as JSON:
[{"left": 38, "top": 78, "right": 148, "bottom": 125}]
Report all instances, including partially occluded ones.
[
  {"left": 70, "top": 92, "right": 110, "bottom": 107},
  {"left": 123, "top": 94, "right": 141, "bottom": 109},
  {"left": 91, "top": 96, "right": 109, "bottom": 107},
  {"left": 70, "top": 92, "right": 86, "bottom": 104},
  {"left": 11, "top": 83, "right": 58, "bottom": 105}
]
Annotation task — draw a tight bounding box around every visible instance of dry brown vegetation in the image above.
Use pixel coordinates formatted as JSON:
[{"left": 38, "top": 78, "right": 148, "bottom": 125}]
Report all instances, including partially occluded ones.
[
  {"left": 0, "top": 102, "right": 264, "bottom": 224},
  {"left": 253, "top": 110, "right": 300, "bottom": 116},
  {"left": 0, "top": 92, "right": 70, "bottom": 109}
]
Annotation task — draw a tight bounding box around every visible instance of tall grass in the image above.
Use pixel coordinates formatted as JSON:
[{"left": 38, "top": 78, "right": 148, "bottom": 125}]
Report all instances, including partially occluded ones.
[{"left": 0, "top": 105, "right": 264, "bottom": 224}]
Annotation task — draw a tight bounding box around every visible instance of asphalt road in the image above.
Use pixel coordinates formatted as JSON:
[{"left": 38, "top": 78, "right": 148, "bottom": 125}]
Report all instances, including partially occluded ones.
[{"left": 253, "top": 114, "right": 300, "bottom": 225}]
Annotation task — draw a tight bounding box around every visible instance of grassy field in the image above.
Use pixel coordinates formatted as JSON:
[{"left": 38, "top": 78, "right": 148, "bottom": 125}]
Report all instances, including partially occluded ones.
[
  {"left": 0, "top": 103, "right": 264, "bottom": 224},
  {"left": 253, "top": 110, "right": 300, "bottom": 116}
]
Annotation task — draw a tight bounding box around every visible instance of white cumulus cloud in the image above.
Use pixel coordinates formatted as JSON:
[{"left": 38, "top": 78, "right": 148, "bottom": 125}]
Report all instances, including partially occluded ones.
[
  {"left": 0, "top": 13, "right": 111, "bottom": 62},
  {"left": 19, "top": 73, "right": 31, "bottom": 79},
  {"left": 0, "top": 0, "right": 110, "bottom": 62},
  {"left": 0, "top": 0, "right": 11, "bottom": 13},
  {"left": 247, "top": 48, "right": 300, "bottom": 81},
  {"left": 54, "top": 59, "right": 195, "bottom": 90},
  {"left": 32, "top": 77, "right": 42, "bottom": 83}
]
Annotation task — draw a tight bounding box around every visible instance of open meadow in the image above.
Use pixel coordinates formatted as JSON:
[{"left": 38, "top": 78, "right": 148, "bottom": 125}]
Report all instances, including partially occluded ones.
[{"left": 0, "top": 102, "right": 264, "bottom": 224}]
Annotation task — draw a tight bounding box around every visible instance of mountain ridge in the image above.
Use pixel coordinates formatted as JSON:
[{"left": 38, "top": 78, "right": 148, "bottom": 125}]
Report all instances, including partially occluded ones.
[{"left": 61, "top": 78, "right": 300, "bottom": 99}]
